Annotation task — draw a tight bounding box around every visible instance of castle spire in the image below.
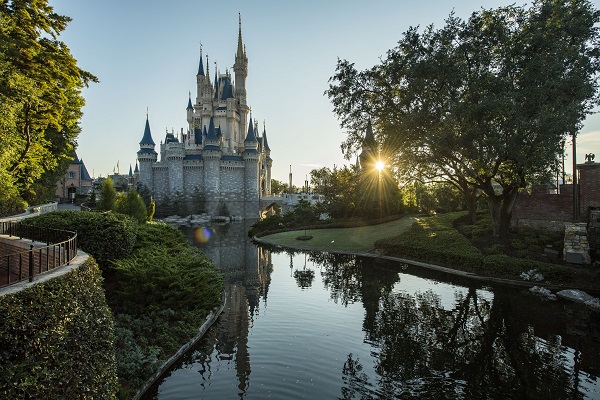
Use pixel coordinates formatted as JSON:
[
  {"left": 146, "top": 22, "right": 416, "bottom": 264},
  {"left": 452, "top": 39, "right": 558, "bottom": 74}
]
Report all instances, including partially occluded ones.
[
  {"left": 139, "top": 113, "right": 155, "bottom": 145},
  {"left": 197, "top": 43, "right": 204, "bottom": 76},
  {"left": 236, "top": 13, "right": 244, "bottom": 59}
]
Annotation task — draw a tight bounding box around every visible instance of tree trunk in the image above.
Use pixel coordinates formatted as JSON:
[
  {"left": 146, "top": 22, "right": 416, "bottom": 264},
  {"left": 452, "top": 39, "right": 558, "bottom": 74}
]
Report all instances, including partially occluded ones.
[
  {"left": 487, "top": 188, "right": 519, "bottom": 238},
  {"left": 465, "top": 188, "right": 478, "bottom": 224}
]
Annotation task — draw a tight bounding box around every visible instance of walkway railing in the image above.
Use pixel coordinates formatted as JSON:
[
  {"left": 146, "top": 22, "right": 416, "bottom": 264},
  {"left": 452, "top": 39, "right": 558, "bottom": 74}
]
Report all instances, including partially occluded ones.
[{"left": 0, "top": 221, "right": 77, "bottom": 288}]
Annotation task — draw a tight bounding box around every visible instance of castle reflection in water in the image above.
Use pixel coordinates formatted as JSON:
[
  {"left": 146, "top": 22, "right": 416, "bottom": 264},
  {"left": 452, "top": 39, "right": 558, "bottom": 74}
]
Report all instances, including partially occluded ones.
[{"left": 181, "top": 220, "right": 272, "bottom": 393}]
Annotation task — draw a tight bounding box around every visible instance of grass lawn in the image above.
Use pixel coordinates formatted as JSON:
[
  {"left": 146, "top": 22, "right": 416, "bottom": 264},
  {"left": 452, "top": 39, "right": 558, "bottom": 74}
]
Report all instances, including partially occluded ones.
[{"left": 260, "top": 215, "right": 415, "bottom": 253}]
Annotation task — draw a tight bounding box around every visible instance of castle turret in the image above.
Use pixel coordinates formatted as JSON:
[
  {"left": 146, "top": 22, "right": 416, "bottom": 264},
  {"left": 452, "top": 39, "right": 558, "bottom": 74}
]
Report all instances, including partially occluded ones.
[
  {"left": 196, "top": 46, "right": 206, "bottom": 106},
  {"left": 186, "top": 93, "right": 194, "bottom": 141},
  {"left": 243, "top": 118, "right": 259, "bottom": 215},
  {"left": 137, "top": 115, "right": 158, "bottom": 190},
  {"left": 203, "top": 117, "right": 222, "bottom": 214},
  {"left": 263, "top": 125, "right": 273, "bottom": 196}
]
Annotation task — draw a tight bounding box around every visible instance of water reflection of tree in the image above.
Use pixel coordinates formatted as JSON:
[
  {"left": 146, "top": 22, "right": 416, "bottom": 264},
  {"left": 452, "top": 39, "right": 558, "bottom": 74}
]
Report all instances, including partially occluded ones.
[
  {"left": 337, "top": 281, "right": 589, "bottom": 399},
  {"left": 293, "top": 253, "right": 315, "bottom": 289}
]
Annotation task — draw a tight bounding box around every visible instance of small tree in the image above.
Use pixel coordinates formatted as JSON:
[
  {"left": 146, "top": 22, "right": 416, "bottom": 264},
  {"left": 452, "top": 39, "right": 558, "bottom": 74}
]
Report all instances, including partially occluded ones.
[
  {"left": 146, "top": 196, "right": 155, "bottom": 222},
  {"left": 98, "top": 176, "right": 116, "bottom": 211},
  {"left": 113, "top": 187, "right": 147, "bottom": 223}
]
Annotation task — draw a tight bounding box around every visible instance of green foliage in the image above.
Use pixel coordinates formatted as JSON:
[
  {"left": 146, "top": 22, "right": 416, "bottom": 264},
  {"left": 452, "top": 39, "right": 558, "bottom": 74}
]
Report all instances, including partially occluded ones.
[
  {"left": 0, "top": 258, "right": 117, "bottom": 398},
  {"left": 250, "top": 199, "right": 325, "bottom": 237},
  {"left": 110, "top": 246, "right": 222, "bottom": 315},
  {"left": 26, "top": 210, "right": 137, "bottom": 267},
  {"left": 114, "top": 187, "right": 147, "bottom": 223},
  {"left": 146, "top": 196, "right": 155, "bottom": 222},
  {"left": 98, "top": 176, "right": 117, "bottom": 211},
  {"left": 375, "top": 212, "right": 484, "bottom": 268},
  {"left": 327, "top": 0, "right": 600, "bottom": 237},
  {"left": 0, "top": 0, "right": 97, "bottom": 205},
  {"left": 482, "top": 255, "right": 572, "bottom": 282},
  {"left": 105, "top": 222, "right": 223, "bottom": 393}
]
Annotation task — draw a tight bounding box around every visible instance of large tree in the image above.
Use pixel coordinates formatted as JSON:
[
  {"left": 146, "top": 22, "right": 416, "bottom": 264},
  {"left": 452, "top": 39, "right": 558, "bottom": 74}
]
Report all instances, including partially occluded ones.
[
  {"left": 0, "top": 0, "right": 97, "bottom": 207},
  {"left": 327, "top": 0, "right": 600, "bottom": 237}
]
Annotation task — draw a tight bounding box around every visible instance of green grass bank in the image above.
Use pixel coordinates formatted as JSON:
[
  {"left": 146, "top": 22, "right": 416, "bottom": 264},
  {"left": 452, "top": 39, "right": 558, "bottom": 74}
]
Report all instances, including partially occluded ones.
[{"left": 259, "top": 212, "right": 600, "bottom": 292}]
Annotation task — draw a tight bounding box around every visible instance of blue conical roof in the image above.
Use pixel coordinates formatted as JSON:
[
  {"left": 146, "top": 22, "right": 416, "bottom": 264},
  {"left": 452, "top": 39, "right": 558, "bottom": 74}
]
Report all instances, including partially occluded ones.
[
  {"left": 263, "top": 128, "right": 271, "bottom": 151},
  {"left": 206, "top": 117, "right": 218, "bottom": 141},
  {"left": 197, "top": 51, "right": 204, "bottom": 76},
  {"left": 220, "top": 76, "right": 234, "bottom": 100},
  {"left": 134, "top": 162, "right": 139, "bottom": 173},
  {"left": 187, "top": 96, "right": 193, "bottom": 110},
  {"left": 139, "top": 116, "right": 155, "bottom": 145},
  {"left": 128, "top": 164, "right": 133, "bottom": 177},
  {"left": 245, "top": 118, "right": 257, "bottom": 143}
]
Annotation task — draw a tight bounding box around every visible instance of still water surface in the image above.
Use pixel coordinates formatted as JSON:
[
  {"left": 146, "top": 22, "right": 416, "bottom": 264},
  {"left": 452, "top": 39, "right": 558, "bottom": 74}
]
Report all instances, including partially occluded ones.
[{"left": 144, "top": 222, "right": 599, "bottom": 399}]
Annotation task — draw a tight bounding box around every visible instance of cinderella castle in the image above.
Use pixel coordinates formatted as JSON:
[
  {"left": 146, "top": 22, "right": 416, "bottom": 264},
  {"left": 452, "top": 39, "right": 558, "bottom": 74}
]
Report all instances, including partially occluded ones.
[{"left": 136, "top": 17, "right": 273, "bottom": 219}]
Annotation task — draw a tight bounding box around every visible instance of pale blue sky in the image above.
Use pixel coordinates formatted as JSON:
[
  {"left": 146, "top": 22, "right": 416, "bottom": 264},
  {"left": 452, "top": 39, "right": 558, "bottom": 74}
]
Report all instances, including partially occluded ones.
[{"left": 50, "top": 0, "right": 600, "bottom": 184}]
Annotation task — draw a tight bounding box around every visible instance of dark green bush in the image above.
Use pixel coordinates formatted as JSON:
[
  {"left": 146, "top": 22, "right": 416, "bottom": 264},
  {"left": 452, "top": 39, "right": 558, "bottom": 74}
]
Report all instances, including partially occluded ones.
[
  {"left": 110, "top": 246, "right": 222, "bottom": 315},
  {"left": 375, "top": 212, "right": 483, "bottom": 269},
  {"left": 0, "top": 258, "right": 117, "bottom": 399},
  {"left": 483, "top": 254, "right": 573, "bottom": 282},
  {"left": 26, "top": 210, "right": 137, "bottom": 267}
]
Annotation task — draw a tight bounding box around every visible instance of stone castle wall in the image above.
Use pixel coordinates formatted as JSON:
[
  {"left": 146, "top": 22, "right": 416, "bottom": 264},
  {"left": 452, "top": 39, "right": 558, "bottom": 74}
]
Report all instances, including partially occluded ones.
[{"left": 147, "top": 157, "right": 259, "bottom": 218}]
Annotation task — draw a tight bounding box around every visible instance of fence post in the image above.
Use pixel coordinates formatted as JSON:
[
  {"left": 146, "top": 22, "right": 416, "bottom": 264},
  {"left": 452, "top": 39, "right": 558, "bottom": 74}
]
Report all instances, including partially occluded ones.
[{"left": 28, "top": 244, "right": 34, "bottom": 282}]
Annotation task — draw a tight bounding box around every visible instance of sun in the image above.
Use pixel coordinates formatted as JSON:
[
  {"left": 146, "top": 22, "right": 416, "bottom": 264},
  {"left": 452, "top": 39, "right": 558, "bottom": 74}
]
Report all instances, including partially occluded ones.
[{"left": 375, "top": 160, "right": 385, "bottom": 171}]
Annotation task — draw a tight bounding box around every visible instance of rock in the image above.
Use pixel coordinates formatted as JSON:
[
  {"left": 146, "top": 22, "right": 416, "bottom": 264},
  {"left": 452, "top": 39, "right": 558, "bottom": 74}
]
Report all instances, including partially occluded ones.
[{"left": 556, "top": 289, "right": 600, "bottom": 310}]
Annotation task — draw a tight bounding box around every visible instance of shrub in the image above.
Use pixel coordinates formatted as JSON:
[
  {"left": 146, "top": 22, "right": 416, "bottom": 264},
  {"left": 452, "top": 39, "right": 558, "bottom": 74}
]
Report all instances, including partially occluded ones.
[
  {"left": 0, "top": 258, "right": 118, "bottom": 398},
  {"left": 26, "top": 210, "right": 137, "bottom": 267},
  {"left": 483, "top": 254, "right": 573, "bottom": 282},
  {"left": 114, "top": 187, "right": 147, "bottom": 223},
  {"left": 375, "top": 212, "right": 483, "bottom": 269},
  {"left": 98, "top": 176, "right": 117, "bottom": 211}
]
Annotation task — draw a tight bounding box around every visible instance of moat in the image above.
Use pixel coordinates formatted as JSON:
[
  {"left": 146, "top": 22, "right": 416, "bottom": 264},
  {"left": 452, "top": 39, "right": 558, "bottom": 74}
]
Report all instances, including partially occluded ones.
[{"left": 143, "top": 221, "right": 600, "bottom": 399}]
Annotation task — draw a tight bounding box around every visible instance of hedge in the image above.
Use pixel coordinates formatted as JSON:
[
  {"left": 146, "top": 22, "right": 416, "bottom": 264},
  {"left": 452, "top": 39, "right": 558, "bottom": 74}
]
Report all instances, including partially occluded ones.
[
  {"left": 25, "top": 211, "right": 137, "bottom": 268},
  {"left": 375, "top": 213, "right": 484, "bottom": 269},
  {"left": 0, "top": 258, "right": 118, "bottom": 399}
]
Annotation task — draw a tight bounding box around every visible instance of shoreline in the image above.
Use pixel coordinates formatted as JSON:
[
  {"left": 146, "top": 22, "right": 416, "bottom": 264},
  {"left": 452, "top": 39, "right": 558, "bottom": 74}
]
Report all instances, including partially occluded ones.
[{"left": 252, "top": 236, "right": 600, "bottom": 298}]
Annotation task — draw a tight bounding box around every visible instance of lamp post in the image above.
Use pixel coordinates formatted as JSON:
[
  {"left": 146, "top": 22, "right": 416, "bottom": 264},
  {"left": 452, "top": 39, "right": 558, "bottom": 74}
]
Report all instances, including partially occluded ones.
[{"left": 572, "top": 132, "right": 579, "bottom": 220}]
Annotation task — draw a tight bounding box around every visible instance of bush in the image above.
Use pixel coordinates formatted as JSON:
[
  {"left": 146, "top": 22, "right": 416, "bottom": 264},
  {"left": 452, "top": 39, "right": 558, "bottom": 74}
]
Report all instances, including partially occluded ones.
[
  {"left": 109, "top": 246, "right": 222, "bottom": 315},
  {"left": 25, "top": 210, "right": 137, "bottom": 267},
  {"left": 114, "top": 187, "right": 147, "bottom": 223},
  {"left": 0, "top": 258, "right": 118, "bottom": 398},
  {"left": 375, "top": 212, "right": 483, "bottom": 269},
  {"left": 482, "top": 254, "right": 573, "bottom": 282}
]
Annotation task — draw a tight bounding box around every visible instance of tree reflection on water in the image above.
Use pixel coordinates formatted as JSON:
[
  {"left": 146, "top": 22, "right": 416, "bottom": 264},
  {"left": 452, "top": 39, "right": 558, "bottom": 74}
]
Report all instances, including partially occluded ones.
[{"left": 319, "top": 256, "right": 599, "bottom": 399}]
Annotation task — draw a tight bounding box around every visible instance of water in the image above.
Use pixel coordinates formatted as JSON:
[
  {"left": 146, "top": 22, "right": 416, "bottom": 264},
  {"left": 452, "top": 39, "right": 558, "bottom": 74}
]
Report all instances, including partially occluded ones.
[{"left": 143, "top": 222, "right": 600, "bottom": 399}]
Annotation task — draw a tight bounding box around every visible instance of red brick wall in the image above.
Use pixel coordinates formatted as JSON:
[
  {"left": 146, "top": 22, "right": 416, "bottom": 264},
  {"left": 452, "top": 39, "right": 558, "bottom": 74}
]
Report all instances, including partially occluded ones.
[
  {"left": 579, "top": 163, "right": 600, "bottom": 218},
  {"left": 513, "top": 162, "right": 600, "bottom": 225}
]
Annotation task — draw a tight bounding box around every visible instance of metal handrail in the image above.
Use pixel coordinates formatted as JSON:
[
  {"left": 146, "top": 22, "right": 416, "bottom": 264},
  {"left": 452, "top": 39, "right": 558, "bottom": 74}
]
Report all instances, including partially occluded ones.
[{"left": 0, "top": 221, "right": 78, "bottom": 288}]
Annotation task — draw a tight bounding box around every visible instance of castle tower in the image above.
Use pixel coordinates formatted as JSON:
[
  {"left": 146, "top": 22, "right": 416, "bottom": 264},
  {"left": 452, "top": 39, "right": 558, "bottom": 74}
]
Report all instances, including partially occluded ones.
[
  {"left": 243, "top": 118, "right": 259, "bottom": 217},
  {"left": 234, "top": 14, "right": 249, "bottom": 151},
  {"left": 263, "top": 125, "right": 272, "bottom": 196},
  {"left": 137, "top": 115, "right": 157, "bottom": 191},
  {"left": 186, "top": 93, "right": 194, "bottom": 142},
  {"left": 204, "top": 117, "right": 222, "bottom": 214}
]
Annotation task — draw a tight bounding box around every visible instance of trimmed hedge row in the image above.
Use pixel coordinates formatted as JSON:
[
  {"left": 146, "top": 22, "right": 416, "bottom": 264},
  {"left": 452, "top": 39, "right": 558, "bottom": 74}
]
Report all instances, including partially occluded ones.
[
  {"left": 375, "top": 213, "right": 484, "bottom": 269},
  {"left": 375, "top": 212, "right": 577, "bottom": 282},
  {"left": 0, "top": 258, "right": 117, "bottom": 399}
]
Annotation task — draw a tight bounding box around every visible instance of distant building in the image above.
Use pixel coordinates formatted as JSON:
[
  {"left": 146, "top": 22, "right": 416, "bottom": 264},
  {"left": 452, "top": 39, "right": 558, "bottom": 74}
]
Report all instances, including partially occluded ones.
[
  {"left": 55, "top": 153, "right": 93, "bottom": 201},
  {"left": 137, "top": 17, "right": 273, "bottom": 218}
]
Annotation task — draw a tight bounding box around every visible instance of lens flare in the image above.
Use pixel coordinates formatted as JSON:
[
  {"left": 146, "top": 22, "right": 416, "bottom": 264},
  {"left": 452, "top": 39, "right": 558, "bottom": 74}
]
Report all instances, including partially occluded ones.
[{"left": 194, "top": 227, "right": 212, "bottom": 244}]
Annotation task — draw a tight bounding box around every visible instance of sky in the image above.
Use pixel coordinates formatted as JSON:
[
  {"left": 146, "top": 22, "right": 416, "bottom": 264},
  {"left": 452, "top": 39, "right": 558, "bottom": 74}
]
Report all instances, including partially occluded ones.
[{"left": 50, "top": 0, "right": 600, "bottom": 185}]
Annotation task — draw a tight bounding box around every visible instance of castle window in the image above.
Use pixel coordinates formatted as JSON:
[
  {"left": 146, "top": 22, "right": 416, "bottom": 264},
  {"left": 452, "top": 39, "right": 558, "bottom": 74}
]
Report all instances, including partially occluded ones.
[{"left": 69, "top": 171, "right": 75, "bottom": 179}]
